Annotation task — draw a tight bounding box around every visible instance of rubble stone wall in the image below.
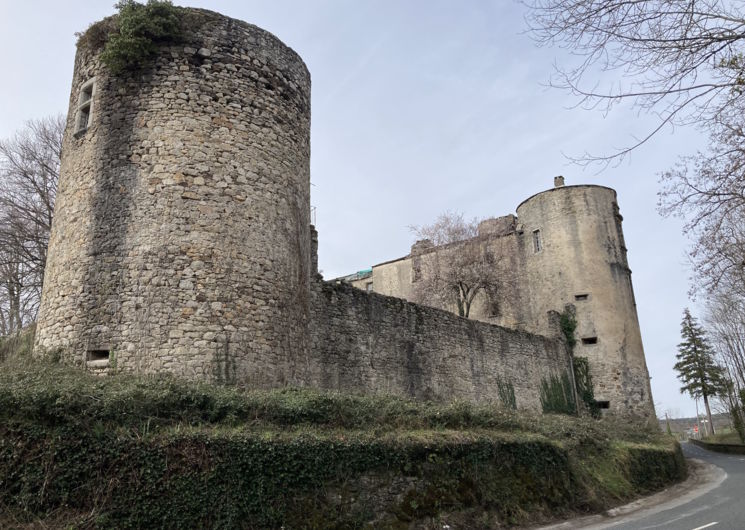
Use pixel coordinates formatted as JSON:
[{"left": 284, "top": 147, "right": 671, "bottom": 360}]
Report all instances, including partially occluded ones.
[
  {"left": 35, "top": 9, "right": 312, "bottom": 385},
  {"left": 308, "top": 279, "right": 573, "bottom": 411}
]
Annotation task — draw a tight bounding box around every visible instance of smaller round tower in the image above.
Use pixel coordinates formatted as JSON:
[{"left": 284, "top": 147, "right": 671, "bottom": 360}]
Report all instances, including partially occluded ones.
[{"left": 516, "top": 179, "right": 654, "bottom": 416}]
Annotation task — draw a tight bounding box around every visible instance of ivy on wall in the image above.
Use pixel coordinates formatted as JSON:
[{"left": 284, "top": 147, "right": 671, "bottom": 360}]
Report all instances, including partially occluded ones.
[
  {"left": 496, "top": 375, "right": 517, "bottom": 410},
  {"left": 573, "top": 356, "right": 601, "bottom": 418},
  {"left": 539, "top": 372, "right": 576, "bottom": 415}
]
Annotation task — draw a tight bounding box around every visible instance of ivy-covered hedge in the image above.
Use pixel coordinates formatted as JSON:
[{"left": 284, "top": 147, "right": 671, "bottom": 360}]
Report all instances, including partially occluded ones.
[{"left": 0, "top": 364, "right": 686, "bottom": 528}]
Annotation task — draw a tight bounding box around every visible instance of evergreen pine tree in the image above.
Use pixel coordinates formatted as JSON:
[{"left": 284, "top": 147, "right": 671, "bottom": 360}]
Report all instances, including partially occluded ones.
[{"left": 674, "top": 308, "right": 727, "bottom": 436}]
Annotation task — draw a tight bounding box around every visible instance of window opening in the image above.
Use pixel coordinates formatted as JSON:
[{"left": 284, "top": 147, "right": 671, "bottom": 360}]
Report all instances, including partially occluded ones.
[
  {"left": 87, "top": 349, "right": 109, "bottom": 362},
  {"left": 75, "top": 78, "right": 96, "bottom": 134},
  {"left": 575, "top": 294, "right": 589, "bottom": 301},
  {"left": 596, "top": 401, "right": 610, "bottom": 409},
  {"left": 365, "top": 282, "right": 373, "bottom": 292},
  {"left": 532, "top": 229, "right": 542, "bottom": 253},
  {"left": 581, "top": 337, "right": 598, "bottom": 345}
]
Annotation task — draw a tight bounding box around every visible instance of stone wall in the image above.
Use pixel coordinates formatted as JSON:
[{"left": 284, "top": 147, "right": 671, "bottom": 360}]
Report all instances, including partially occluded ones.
[
  {"left": 350, "top": 182, "right": 655, "bottom": 417},
  {"left": 516, "top": 185, "right": 655, "bottom": 417},
  {"left": 366, "top": 231, "right": 530, "bottom": 331},
  {"left": 35, "top": 9, "right": 312, "bottom": 385},
  {"left": 308, "top": 279, "right": 573, "bottom": 411}
]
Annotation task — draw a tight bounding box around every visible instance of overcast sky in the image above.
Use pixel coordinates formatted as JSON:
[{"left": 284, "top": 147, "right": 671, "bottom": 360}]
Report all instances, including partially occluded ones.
[{"left": 0, "top": 0, "right": 709, "bottom": 418}]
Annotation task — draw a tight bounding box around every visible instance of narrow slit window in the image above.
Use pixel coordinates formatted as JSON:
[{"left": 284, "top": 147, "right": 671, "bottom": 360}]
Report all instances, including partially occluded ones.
[
  {"left": 575, "top": 294, "right": 589, "bottom": 301},
  {"left": 75, "top": 78, "right": 96, "bottom": 134},
  {"left": 581, "top": 337, "right": 598, "bottom": 345},
  {"left": 532, "top": 229, "right": 542, "bottom": 253}
]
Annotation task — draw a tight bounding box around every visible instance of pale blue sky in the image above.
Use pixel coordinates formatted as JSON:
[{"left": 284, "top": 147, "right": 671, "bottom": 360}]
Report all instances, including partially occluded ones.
[{"left": 0, "top": 0, "right": 707, "bottom": 418}]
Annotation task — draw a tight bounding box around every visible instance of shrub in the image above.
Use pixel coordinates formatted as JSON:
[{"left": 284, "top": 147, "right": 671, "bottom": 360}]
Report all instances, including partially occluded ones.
[
  {"left": 0, "top": 324, "right": 35, "bottom": 364},
  {"left": 573, "top": 356, "right": 601, "bottom": 418},
  {"left": 540, "top": 372, "right": 576, "bottom": 415},
  {"left": 559, "top": 308, "right": 577, "bottom": 349},
  {"left": 496, "top": 375, "right": 517, "bottom": 410},
  {"left": 78, "top": 0, "right": 184, "bottom": 74},
  {"left": 0, "top": 362, "right": 683, "bottom": 528}
]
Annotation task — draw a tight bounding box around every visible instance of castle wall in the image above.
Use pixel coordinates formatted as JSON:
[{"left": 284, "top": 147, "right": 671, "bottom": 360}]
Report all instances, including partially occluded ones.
[
  {"left": 35, "top": 10, "right": 312, "bottom": 384},
  {"left": 348, "top": 184, "right": 654, "bottom": 417},
  {"left": 34, "top": 7, "right": 653, "bottom": 418},
  {"left": 370, "top": 257, "right": 414, "bottom": 299},
  {"left": 516, "top": 185, "right": 654, "bottom": 416},
  {"left": 308, "top": 279, "right": 573, "bottom": 411},
  {"left": 368, "top": 232, "right": 530, "bottom": 330}
]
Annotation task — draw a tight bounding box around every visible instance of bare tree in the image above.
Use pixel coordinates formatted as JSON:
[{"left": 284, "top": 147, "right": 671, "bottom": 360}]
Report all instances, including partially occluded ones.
[
  {"left": 0, "top": 115, "right": 64, "bottom": 333},
  {"left": 524, "top": 1, "right": 745, "bottom": 296},
  {"left": 704, "top": 291, "right": 745, "bottom": 441},
  {"left": 658, "top": 108, "right": 745, "bottom": 295},
  {"left": 706, "top": 290, "right": 745, "bottom": 392},
  {"left": 524, "top": 0, "right": 745, "bottom": 165},
  {"left": 410, "top": 212, "right": 502, "bottom": 318}
]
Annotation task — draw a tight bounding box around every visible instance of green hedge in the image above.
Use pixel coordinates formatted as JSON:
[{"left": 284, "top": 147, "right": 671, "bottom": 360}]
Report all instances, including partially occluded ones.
[{"left": 0, "top": 365, "right": 686, "bottom": 528}]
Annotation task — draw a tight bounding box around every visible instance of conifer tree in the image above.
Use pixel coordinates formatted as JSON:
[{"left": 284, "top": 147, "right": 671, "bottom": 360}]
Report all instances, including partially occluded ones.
[{"left": 674, "top": 308, "right": 727, "bottom": 435}]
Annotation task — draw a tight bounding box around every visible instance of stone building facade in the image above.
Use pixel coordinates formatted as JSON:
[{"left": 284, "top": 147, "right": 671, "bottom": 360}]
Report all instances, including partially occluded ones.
[
  {"left": 35, "top": 8, "right": 653, "bottom": 417},
  {"left": 343, "top": 177, "right": 654, "bottom": 416}
]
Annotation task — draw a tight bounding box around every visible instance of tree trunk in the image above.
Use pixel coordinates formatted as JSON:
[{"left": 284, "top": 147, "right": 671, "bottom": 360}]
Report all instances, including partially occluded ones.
[{"left": 703, "top": 393, "right": 716, "bottom": 436}]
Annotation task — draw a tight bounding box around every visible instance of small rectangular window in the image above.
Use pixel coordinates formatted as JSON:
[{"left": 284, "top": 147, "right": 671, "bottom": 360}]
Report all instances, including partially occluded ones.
[
  {"left": 365, "top": 282, "right": 373, "bottom": 292},
  {"left": 596, "top": 401, "right": 610, "bottom": 409},
  {"left": 532, "top": 229, "right": 542, "bottom": 253},
  {"left": 87, "top": 349, "right": 109, "bottom": 362},
  {"left": 581, "top": 337, "right": 598, "bottom": 345},
  {"left": 75, "top": 78, "right": 96, "bottom": 134},
  {"left": 575, "top": 294, "right": 589, "bottom": 301}
]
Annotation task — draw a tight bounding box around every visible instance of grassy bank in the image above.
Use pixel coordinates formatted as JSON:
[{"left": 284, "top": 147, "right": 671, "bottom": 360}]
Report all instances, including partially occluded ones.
[
  {"left": 702, "top": 430, "right": 744, "bottom": 445},
  {"left": 0, "top": 358, "right": 685, "bottom": 529}
]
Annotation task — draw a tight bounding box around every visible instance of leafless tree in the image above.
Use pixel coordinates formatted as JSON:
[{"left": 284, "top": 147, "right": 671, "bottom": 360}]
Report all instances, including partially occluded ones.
[
  {"left": 706, "top": 290, "right": 745, "bottom": 391},
  {"left": 410, "top": 212, "right": 502, "bottom": 318},
  {"left": 658, "top": 107, "right": 745, "bottom": 296},
  {"left": 524, "top": 0, "right": 745, "bottom": 166},
  {"left": 0, "top": 115, "right": 64, "bottom": 333},
  {"left": 704, "top": 289, "right": 745, "bottom": 440},
  {"left": 525, "top": 1, "right": 745, "bottom": 296}
]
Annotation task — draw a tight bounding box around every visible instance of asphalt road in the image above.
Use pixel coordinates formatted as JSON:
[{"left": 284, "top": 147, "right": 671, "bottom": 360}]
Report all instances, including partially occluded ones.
[{"left": 580, "top": 442, "right": 745, "bottom": 530}]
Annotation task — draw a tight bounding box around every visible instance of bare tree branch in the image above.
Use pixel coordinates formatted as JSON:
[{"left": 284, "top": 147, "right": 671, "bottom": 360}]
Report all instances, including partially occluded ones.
[
  {"left": 409, "top": 212, "right": 503, "bottom": 319},
  {"left": 0, "top": 115, "right": 64, "bottom": 333},
  {"left": 524, "top": 0, "right": 745, "bottom": 166}
]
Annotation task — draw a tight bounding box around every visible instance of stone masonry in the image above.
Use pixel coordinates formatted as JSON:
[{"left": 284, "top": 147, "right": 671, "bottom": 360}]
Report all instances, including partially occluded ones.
[
  {"left": 35, "top": 9, "right": 311, "bottom": 385},
  {"left": 309, "top": 280, "right": 572, "bottom": 412},
  {"left": 345, "top": 180, "right": 655, "bottom": 417},
  {"left": 35, "top": 8, "right": 652, "bottom": 416}
]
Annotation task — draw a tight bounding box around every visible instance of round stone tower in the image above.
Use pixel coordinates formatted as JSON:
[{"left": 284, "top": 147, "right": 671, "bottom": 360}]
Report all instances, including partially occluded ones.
[
  {"left": 35, "top": 9, "right": 312, "bottom": 385},
  {"left": 516, "top": 179, "right": 655, "bottom": 416}
]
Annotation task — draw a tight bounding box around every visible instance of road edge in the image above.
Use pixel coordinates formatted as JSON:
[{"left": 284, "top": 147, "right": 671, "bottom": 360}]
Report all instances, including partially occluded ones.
[{"left": 532, "top": 456, "right": 726, "bottom": 529}]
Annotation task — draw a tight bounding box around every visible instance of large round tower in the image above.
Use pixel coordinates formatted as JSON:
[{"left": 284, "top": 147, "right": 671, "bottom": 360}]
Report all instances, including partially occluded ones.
[
  {"left": 516, "top": 178, "right": 654, "bottom": 416},
  {"left": 35, "top": 9, "right": 311, "bottom": 385}
]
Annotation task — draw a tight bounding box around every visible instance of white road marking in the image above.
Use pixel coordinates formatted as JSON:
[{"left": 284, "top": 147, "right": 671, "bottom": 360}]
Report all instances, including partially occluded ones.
[{"left": 691, "top": 523, "right": 718, "bottom": 530}]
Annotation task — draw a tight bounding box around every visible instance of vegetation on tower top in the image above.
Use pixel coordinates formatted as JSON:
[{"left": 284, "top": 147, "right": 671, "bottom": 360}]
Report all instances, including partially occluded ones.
[{"left": 76, "top": 0, "right": 185, "bottom": 74}]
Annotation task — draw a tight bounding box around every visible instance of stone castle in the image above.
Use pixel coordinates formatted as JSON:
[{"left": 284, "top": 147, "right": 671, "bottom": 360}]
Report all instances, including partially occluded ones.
[
  {"left": 340, "top": 176, "right": 654, "bottom": 416},
  {"left": 34, "top": 8, "right": 654, "bottom": 417}
]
